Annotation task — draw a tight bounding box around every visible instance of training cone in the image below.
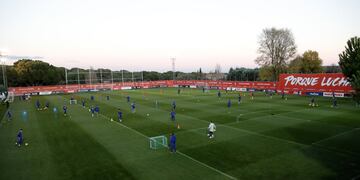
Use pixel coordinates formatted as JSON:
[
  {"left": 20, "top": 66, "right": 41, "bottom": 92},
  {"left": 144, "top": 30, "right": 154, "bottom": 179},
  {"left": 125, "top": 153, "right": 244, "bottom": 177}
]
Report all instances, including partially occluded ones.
[{"left": 177, "top": 124, "right": 181, "bottom": 129}]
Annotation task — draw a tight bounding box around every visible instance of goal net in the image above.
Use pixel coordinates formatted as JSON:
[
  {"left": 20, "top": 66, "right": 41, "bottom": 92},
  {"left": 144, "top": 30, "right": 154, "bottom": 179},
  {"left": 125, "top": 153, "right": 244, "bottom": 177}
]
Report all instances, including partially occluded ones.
[
  {"left": 149, "top": 135, "right": 167, "bottom": 149},
  {"left": 69, "top": 99, "right": 77, "bottom": 105},
  {"left": 5, "top": 92, "right": 14, "bottom": 103}
]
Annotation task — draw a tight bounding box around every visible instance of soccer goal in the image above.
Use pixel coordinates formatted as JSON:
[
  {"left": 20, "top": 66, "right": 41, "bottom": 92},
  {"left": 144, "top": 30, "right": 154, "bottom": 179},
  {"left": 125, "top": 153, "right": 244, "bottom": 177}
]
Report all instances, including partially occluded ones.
[
  {"left": 69, "top": 99, "right": 77, "bottom": 105},
  {"left": 5, "top": 92, "right": 14, "bottom": 103},
  {"left": 149, "top": 135, "right": 167, "bottom": 149}
]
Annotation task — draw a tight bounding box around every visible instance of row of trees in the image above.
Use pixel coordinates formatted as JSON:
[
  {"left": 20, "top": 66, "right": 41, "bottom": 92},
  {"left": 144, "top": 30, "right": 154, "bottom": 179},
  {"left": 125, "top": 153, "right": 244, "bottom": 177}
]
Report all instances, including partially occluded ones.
[
  {"left": 0, "top": 60, "right": 222, "bottom": 87},
  {"left": 227, "top": 62, "right": 340, "bottom": 82},
  {"left": 4, "top": 60, "right": 65, "bottom": 87},
  {"left": 227, "top": 68, "right": 259, "bottom": 81}
]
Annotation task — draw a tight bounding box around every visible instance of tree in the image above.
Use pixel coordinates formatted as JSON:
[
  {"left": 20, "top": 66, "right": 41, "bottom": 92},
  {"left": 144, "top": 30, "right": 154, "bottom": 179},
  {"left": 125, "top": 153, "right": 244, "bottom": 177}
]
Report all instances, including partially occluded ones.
[
  {"left": 259, "top": 66, "right": 273, "bottom": 81},
  {"left": 288, "top": 50, "right": 323, "bottom": 73},
  {"left": 227, "top": 67, "right": 259, "bottom": 81},
  {"left": 143, "top": 71, "right": 160, "bottom": 81},
  {"left": 12, "top": 59, "right": 64, "bottom": 86},
  {"left": 215, "top": 64, "right": 221, "bottom": 74},
  {"left": 324, "top": 64, "right": 342, "bottom": 73},
  {"left": 255, "top": 27, "right": 297, "bottom": 81},
  {"left": 198, "top": 68, "right": 203, "bottom": 80},
  {"left": 288, "top": 55, "right": 303, "bottom": 73},
  {"left": 5, "top": 66, "right": 18, "bottom": 86},
  {"left": 301, "top": 50, "right": 323, "bottom": 73},
  {"left": 339, "top": 36, "right": 360, "bottom": 104}
]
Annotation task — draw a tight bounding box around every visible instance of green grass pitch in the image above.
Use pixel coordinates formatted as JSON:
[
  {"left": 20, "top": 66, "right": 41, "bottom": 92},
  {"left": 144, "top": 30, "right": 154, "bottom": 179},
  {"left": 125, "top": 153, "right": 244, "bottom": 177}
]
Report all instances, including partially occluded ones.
[{"left": 1, "top": 88, "right": 360, "bottom": 180}]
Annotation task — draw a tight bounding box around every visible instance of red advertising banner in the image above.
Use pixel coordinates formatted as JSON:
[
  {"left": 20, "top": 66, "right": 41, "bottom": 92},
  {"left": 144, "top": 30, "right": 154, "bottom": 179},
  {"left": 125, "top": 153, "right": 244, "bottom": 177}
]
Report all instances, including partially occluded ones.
[
  {"left": 10, "top": 75, "right": 351, "bottom": 96},
  {"left": 278, "top": 73, "right": 352, "bottom": 93},
  {"left": 8, "top": 80, "right": 277, "bottom": 96}
]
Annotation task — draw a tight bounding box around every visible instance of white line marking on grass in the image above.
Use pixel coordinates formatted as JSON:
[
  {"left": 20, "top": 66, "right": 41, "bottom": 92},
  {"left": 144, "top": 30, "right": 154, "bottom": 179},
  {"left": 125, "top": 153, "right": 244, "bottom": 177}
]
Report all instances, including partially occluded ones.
[
  {"left": 227, "top": 108, "right": 351, "bottom": 130},
  {"left": 176, "top": 151, "right": 237, "bottom": 180},
  {"left": 97, "top": 114, "right": 237, "bottom": 180},
  {"left": 97, "top": 93, "right": 359, "bottom": 158},
  {"left": 218, "top": 123, "right": 305, "bottom": 147},
  {"left": 312, "top": 128, "right": 360, "bottom": 145},
  {"left": 311, "top": 143, "right": 360, "bottom": 158},
  {"left": 221, "top": 124, "right": 360, "bottom": 158},
  {"left": 171, "top": 107, "right": 359, "bottom": 158},
  {"left": 173, "top": 126, "right": 208, "bottom": 136},
  {"left": 98, "top": 114, "right": 147, "bottom": 138},
  {"left": 274, "top": 113, "right": 353, "bottom": 129},
  {"left": 0, "top": 109, "right": 8, "bottom": 125},
  {"left": 62, "top": 96, "right": 236, "bottom": 179}
]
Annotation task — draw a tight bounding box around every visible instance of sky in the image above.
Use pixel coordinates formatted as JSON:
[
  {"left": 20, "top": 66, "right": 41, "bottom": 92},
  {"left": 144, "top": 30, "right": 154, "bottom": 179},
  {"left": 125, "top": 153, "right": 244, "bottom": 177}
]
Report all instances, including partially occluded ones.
[{"left": 0, "top": 0, "right": 359, "bottom": 72}]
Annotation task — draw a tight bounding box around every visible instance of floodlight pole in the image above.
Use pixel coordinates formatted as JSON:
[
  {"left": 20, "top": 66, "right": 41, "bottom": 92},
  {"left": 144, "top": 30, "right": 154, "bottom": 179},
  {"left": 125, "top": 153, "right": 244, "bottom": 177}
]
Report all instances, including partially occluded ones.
[
  {"left": 171, "top": 57, "right": 176, "bottom": 83},
  {"left": 100, "top": 68, "right": 103, "bottom": 88},
  {"left": 77, "top": 68, "right": 80, "bottom": 89},
  {"left": 111, "top": 70, "right": 114, "bottom": 90},
  {"left": 0, "top": 52, "right": 7, "bottom": 89},
  {"left": 89, "top": 68, "right": 92, "bottom": 89},
  {"left": 141, "top": 71, "right": 144, "bottom": 88},
  {"left": 65, "top": 69, "right": 68, "bottom": 88},
  {"left": 132, "top": 71, "right": 134, "bottom": 87},
  {"left": 121, "top": 69, "right": 124, "bottom": 86},
  {"left": 1, "top": 64, "right": 6, "bottom": 89}
]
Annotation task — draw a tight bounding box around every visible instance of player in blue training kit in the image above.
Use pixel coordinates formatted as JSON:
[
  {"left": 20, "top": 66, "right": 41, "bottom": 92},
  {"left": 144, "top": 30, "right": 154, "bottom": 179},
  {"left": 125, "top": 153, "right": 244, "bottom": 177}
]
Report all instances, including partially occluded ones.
[
  {"left": 227, "top": 99, "right": 232, "bottom": 109},
  {"left": 7, "top": 110, "right": 12, "bottom": 121},
  {"left": 90, "top": 106, "right": 95, "bottom": 117},
  {"left": 36, "top": 100, "right": 41, "bottom": 110},
  {"left": 172, "top": 100, "right": 176, "bottom": 110},
  {"left": 131, "top": 102, "right": 136, "bottom": 113},
  {"left": 63, "top": 105, "right": 67, "bottom": 116},
  {"left": 106, "top": 95, "right": 110, "bottom": 101},
  {"left": 118, "top": 109, "right": 123, "bottom": 122},
  {"left": 169, "top": 133, "right": 176, "bottom": 153},
  {"left": 127, "top": 96, "right": 130, "bottom": 103},
  {"left": 16, "top": 129, "right": 23, "bottom": 147},
  {"left": 95, "top": 105, "right": 100, "bottom": 116},
  {"left": 91, "top": 95, "right": 94, "bottom": 101},
  {"left": 170, "top": 110, "right": 176, "bottom": 121},
  {"left": 217, "top": 91, "right": 221, "bottom": 98}
]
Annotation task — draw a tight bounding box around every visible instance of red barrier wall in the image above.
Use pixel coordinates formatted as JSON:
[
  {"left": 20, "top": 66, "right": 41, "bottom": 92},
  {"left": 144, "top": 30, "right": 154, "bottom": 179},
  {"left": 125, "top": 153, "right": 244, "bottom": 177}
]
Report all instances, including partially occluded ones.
[
  {"left": 8, "top": 80, "right": 276, "bottom": 96},
  {"left": 278, "top": 73, "right": 352, "bottom": 93}
]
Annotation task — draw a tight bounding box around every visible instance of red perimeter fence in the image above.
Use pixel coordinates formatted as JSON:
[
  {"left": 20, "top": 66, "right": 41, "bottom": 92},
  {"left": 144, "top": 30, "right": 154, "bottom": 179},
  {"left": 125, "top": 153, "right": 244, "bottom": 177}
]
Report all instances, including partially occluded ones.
[{"left": 8, "top": 73, "right": 353, "bottom": 96}]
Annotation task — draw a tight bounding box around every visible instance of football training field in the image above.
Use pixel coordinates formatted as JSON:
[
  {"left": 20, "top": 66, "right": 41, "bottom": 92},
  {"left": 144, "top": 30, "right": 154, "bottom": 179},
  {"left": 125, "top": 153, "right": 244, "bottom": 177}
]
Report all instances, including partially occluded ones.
[{"left": 1, "top": 88, "right": 360, "bottom": 180}]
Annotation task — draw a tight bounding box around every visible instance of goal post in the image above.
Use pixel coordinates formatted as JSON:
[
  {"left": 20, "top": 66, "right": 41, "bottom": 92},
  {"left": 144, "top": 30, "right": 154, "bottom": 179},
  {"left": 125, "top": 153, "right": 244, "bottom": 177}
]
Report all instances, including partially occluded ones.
[
  {"left": 4, "top": 91, "right": 14, "bottom": 103},
  {"left": 149, "top": 135, "right": 168, "bottom": 149},
  {"left": 69, "top": 99, "right": 77, "bottom": 105}
]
